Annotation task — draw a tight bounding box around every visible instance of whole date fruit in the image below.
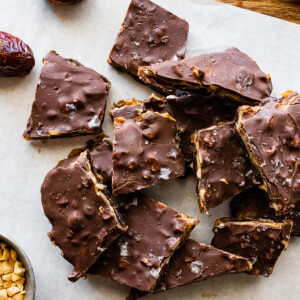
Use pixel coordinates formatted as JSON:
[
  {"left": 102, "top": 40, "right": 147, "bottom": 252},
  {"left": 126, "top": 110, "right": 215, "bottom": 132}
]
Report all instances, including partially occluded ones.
[
  {"left": 48, "top": 0, "right": 83, "bottom": 4},
  {"left": 0, "top": 31, "right": 35, "bottom": 77}
]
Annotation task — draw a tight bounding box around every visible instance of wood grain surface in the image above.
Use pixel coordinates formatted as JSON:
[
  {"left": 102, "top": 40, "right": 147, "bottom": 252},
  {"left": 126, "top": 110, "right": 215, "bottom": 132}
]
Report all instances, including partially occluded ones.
[{"left": 215, "top": 0, "right": 300, "bottom": 24}]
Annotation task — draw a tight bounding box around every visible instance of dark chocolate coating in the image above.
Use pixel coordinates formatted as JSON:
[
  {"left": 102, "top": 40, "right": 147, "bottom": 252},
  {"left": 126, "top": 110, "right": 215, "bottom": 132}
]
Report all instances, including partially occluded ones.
[
  {"left": 58, "top": 135, "right": 113, "bottom": 186},
  {"left": 41, "top": 151, "right": 126, "bottom": 282},
  {"left": 192, "top": 122, "right": 260, "bottom": 213},
  {"left": 112, "top": 111, "right": 185, "bottom": 196},
  {"left": 110, "top": 99, "right": 144, "bottom": 120},
  {"left": 108, "top": 0, "right": 189, "bottom": 93},
  {"left": 231, "top": 186, "right": 300, "bottom": 236},
  {"left": 88, "top": 196, "right": 199, "bottom": 292},
  {"left": 139, "top": 48, "right": 272, "bottom": 104},
  {"left": 24, "top": 50, "right": 111, "bottom": 139},
  {"left": 144, "top": 94, "right": 239, "bottom": 162},
  {"left": 236, "top": 92, "right": 300, "bottom": 214},
  {"left": 211, "top": 219, "right": 293, "bottom": 276}
]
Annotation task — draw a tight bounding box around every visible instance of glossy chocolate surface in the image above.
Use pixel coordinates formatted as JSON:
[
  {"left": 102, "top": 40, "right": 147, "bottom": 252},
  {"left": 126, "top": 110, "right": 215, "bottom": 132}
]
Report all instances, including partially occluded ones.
[
  {"left": 139, "top": 48, "right": 272, "bottom": 104},
  {"left": 112, "top": 111, "right": 185, "bottom": 195},
  {"left": 41, "top": 151, "right": 126, "bottom": 282},
  {"left": 211, "top": 219, "right": 292, "bottom": 276},
  {"left": 192, "top": 122, "right": 259, "bottom": 213},
  {"left": 89, "top": 195, "right": 198, "bottom": 292},
  {"left": 24, "top": 51, "right": 111, "bottom": 139},
  {"left": 108, "top": 0, "right": 189, "bottom": 93},
  {"left": 236, "top": 92, "right": 300, "bottom": 214}
]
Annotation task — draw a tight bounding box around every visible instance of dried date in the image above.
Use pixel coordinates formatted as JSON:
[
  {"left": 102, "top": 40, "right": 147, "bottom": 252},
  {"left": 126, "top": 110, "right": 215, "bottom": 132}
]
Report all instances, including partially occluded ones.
[{"left": 0, "top": 31, "right": 35, "bottom": 77}]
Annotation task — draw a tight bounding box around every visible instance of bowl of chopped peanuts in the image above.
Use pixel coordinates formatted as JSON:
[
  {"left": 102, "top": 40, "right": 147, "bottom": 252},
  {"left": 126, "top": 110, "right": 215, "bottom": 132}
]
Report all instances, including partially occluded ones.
[{"left": 0, "top": 233, "right": 35, "bottom": 300}]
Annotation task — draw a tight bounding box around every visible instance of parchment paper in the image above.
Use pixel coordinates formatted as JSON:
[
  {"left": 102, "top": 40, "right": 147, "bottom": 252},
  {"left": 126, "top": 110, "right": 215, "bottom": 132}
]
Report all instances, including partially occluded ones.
[{"left": 0, "top": 0, "right": 299, "bottom": 299}]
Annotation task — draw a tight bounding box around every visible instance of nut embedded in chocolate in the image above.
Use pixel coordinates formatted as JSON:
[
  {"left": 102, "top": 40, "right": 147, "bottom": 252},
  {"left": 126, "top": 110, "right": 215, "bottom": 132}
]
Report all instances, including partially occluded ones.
[
  {"left": 112, "top": 111, "right": 185, "bottom": 195},
  {"left": 108, "top": 0, "right": 189, "bottom": 94},
  {"left": 235, "top": 92, "right": 300, "bottom": 214},
  {"left": 211, "top": 218, "right": 293, "bottom": 276},
  {"left": 41, "top": 150, "right": 126, "bottom": 282},
  {"left": 139, "top": 48, "right": 272, "bottom": 104},
  {"left": 23, "top": 50, "right": 111, "bottom": 140},
  {"left": 88, "top": 195, "right": 199, "bottom": 292},
  {"left": 192, "top": 122, "right": 260, "bottom": 213}
]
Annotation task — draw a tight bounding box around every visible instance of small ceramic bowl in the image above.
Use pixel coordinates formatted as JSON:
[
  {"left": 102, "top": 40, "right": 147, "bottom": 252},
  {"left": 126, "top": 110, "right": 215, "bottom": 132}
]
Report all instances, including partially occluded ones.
[{"left": 0, "top": 233, "right": 36, "bottom": 300}]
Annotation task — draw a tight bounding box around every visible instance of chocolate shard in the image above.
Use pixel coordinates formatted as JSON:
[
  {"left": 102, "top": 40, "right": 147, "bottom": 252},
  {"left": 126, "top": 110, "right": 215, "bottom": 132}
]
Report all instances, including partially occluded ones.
[
  {"left": 128, "top": 239, "right": 251, "bottom": 299},
  {"left": 192, "top": 121, "right": 260, "bottom": 213},
  {"left": 112, "top": 111, "right": 185, "bottom": 196},
  {"left": 139, "top": 47, "right": 272, "bottom": 104},
  {"left": 231, "top": 186, "right": 300, "bottom": 236},
  {"left": 211, "top": 218, "right": 293, "bottom": 277},
  {"left": 24, "top": 50, "right": 111, "bottom": 139},
  {"left": 58, "top": 134, "right": 113, "bottom": 186},
  {"left": 88, "top": 195, "right": 199, "bottom": 292},
  {"left": 41, "top": 150, "right": 126, "bottom": 282},
  {"left": 235, "top": 92, "right": 300, "bottom": 214},
  {"left": 108, "top": 0, "right": 189, "bottom": 94}
]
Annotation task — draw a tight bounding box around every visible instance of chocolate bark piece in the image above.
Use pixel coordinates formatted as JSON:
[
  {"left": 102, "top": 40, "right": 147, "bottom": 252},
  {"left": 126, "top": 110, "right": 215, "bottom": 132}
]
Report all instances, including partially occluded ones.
[
  {"left": 24, "top": 50, "right": 111, "bottom": 139},
  {"left": 128, "top": 239, "right": 251, "bottom": 299},
  {"left": 144, "top": 94, "right": 239, "bottom": 162},
  {"left": 139, "top": 47, "right": 272, "bottom": 104},
  {"left": 108, "top": 0, "right": 189, "bottom": 94},
  {"left": 88, "top": 195, "right": 199, "bottom": 292},
  {"left": 235, "top": 92, "right": 300, "bottom": 214},
  {"left": 109, "top": 99, "right": 144, "bottom": 120},
  {"left": 41, "top": 151, "right": 126, "bottom": 282},
  {"left": 58, "top": 135, "right": 113, "bottom": 186},
  {"left": 231, "top": 186, "right": 300, "bottom": 236},
  {"left": 211, "top": 218, "right": 293, "bottom": 276},
  {"left": 192, "top": 122, "right": 260, "bottom": 213},
  {"left": 112, "top": 111, "right": 185, "bottom": 195}
]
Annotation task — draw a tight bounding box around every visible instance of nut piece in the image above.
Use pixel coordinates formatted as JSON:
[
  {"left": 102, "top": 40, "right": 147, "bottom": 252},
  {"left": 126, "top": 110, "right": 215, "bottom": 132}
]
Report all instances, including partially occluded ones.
[
  {"left": 0, "top": 243, "right": 26, "bottom": 299},
  {"left": 0, "top": 31, "right": 35, "bottom": 77}
]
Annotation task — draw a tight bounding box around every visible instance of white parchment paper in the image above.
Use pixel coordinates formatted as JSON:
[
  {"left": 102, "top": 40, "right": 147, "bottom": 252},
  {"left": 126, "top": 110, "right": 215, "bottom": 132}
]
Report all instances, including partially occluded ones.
[{"left": 0, "top": 0, "right": 299, "bottom": 299}]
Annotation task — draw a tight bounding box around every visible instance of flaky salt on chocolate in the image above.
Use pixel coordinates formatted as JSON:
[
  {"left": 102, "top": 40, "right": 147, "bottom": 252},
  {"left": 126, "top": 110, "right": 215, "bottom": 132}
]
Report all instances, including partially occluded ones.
[
  {"left": 24, "top": 51, "right": 111, "bottom": 139},
  {"left": 88, "top": 195, "right": 199, "bottom": 292},
  {"left": 236, "top": 92, "right": 300, "bottom": 214},
  {"left": 41, "top": 151, "right": 126, "bottom": 282},
  {"left": 108, "top": 0, "right": 189, "bottom": 94},
  {"left": 128, "top": 239, "right": 251, "bottom": 299},
  {"left": 192, "top": 122, "right": 259, "bottom": 213},
  {"left": 231, "top": 186, "right": 300, "bottom": 237},
  {"left": 211, "top": 218, "right": 293, "bottom": 276},
  {"left": 58, "top": 134, "right": 113, "bottom": 186},
  {"left": 139, "top": 48, "right": 272, "bottom": 104},
  {"left": 112, "top": 111, "right": 185, "bottom": 196}
]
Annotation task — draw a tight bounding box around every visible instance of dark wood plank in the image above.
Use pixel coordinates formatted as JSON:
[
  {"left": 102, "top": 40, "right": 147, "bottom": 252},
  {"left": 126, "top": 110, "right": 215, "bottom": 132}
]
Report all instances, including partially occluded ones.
[{"left": 215, "top": 0, "right": 300, "bottom": 24}]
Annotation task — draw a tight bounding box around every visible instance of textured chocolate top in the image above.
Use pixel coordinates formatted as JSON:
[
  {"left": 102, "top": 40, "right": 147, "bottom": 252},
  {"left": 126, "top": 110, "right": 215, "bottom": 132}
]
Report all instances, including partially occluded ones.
[
  {"left": 236, "top": 92, "right": 300, "bottom": 214},
  {"left": 112, "top": 111, "right": 185, "bottom": 195},
  {"left": 144, "top": 94, "right": 239, "bottom": 162},
  {"left": 24, "top": 51, "right": 111, "bottom": 139},
  {"left": 211, "top": 219, "right": 293, "bottom": 276},
  {"left": 110, "top": 99, "right": 144, "bottom": 120},
  {"left": 139, "top": 48, "right": 272, "bottom": 104},
  {"left": 88, "top": 195, "right": 199, "bottom": 292},
  {"left": 58, "top": 135, "right": 113, "bottom": 186},
  {"left": 108, "top": 0, "right": 188, "bottom": 93},
  {"left": 231, "top": 186, "right": 300, "bottom": 236},
  {"left": 192, "top": 122, "right": 260, "bottom": 213},
  {"left": 41, "top": 151, "right": 126, "bottom": 282}
]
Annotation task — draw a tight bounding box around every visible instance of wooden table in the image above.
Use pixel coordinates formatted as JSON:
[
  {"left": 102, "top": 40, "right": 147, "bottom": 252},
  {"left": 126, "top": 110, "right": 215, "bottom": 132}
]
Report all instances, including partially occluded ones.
[{"left": 216, "top": 0, "right": 300, "bottom": 24}]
